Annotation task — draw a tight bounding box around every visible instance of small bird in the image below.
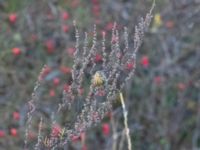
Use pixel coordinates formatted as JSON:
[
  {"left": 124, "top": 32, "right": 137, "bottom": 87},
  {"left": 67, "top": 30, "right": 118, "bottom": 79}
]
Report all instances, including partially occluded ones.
[{"left": 92, "top": 71, "right": 106, "bottom": 87}]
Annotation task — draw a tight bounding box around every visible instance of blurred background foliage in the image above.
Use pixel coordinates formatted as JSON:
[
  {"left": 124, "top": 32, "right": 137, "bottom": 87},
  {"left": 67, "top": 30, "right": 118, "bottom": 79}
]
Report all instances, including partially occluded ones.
[{"left": 0, "top": 0, "right": 199, "bottom": 149}]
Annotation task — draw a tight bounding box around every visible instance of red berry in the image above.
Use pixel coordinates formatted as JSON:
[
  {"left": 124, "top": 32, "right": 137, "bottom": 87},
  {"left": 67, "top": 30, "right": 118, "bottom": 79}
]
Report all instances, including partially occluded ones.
[
  {"left": 126, "top": 63, "right": 134, "bottom": 70},
  {"left": 101, "top": 30, "right": 106, "bottom": 37},
  {"left": 10, "top": 128, "right": 17, "bottom": 137},
  {"left": 49, "top": 89, "right": 56, "bottom": 97},
  {"left": 102, "top": 123, "right": 110, "bottom": 136},
  {"left": 13, "top": 111, "right": 20, "bottom": 121},
  {"left": 44, "top": 66, "right": 52, "bottom": 73},
  {"left": 62, "top": 25, "right": 69, "bottom": 32},
  {"left": 95, "top": 54, "right": 102, "bottom": 62},
  {"left": 71, "top": 135, "right": 80, "bottom": 142},
  {"left": 9, "top": 13, "right": 17, "bottom": 24},
  {"left": 0, "top": 130, "right": 5, "bottom": 138},
  {"left": 81, "top": 144, "right": 88, "bottom": 150},
  {"left": 53, "top": 77, "right": 60, "bottom": 86},
  {"left": 12, "top": 47, "right": 21, "bottom": 56},
  {"left": 63, "top": 84, "right": 70, "bottom": 92},
  {"left": 141, "top": 56, "right": 149, "bottom": 68},
  {"left": 105, "top": 22, "right": 114, "bottom": 31},
  {"left": 51, "top": 124, "right": 61, "bottom": 137},
  {"left": 60, "top": 66, "right": 71, "bottom": 74},
  {"left": 45, "top": 39, "right": 55, "bottom": 53},
  {"left": 61, "top": 11, "right": 69, "bottom": 20},
  {"left": 66, "top": 47, "right": 75, "bottom": 57}
]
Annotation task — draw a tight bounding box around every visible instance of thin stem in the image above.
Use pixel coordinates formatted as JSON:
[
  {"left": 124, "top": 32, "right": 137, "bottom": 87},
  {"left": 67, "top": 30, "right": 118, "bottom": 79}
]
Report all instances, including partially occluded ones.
[{"left": 119, "top": 92, "right": 132, "bottom": 150}]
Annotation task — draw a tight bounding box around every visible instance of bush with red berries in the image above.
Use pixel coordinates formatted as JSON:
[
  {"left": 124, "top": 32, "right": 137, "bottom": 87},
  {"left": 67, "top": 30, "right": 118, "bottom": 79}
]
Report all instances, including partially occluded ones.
[{"left": 0, "top": 0, "right": 199, "bottom": 150}]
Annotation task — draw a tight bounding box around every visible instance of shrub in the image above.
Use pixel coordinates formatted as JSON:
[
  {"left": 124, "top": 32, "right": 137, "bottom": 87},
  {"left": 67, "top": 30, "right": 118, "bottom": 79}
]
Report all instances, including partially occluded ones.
[{"left": 24, "top": 4, "right": 154, "bottom": 150}]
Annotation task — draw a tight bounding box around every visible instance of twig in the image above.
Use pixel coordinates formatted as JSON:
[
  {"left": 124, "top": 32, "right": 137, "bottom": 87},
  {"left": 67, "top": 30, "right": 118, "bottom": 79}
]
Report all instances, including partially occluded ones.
[
  {"left": 111, "top": 115, "right": 118, "bottom": 150},
  {"left": 119, "top": 92, "right": 132, "bottom": 150}
]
